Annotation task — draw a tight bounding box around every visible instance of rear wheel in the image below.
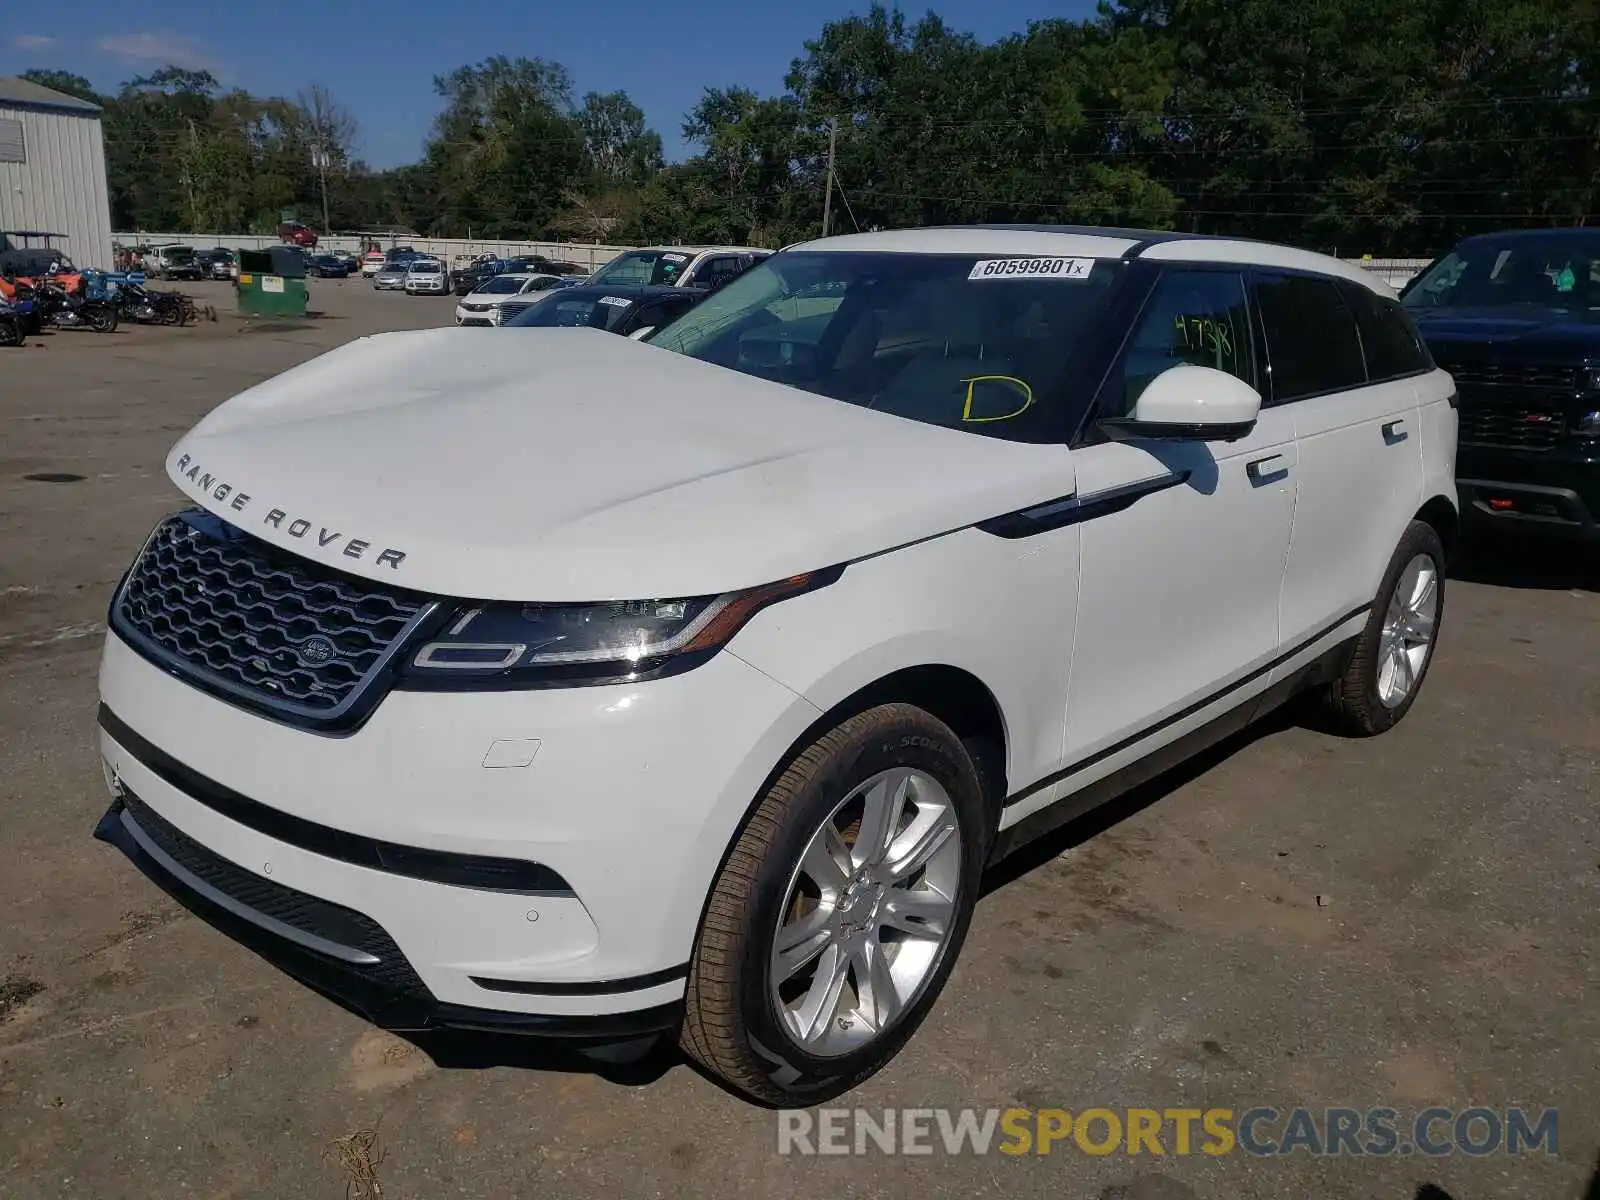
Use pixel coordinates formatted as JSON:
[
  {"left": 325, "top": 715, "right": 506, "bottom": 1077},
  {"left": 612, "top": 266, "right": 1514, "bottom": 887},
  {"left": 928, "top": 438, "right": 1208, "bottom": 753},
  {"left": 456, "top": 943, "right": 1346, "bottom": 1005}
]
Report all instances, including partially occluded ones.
[
  {"left": 1320, "top": 520, "right": 1445, "bottom": 735},
  {"left": 681, "top": 704, "right": 987, "bottom": 1105},
  {"left": 87, "top": 303, "right": 118, "bottom": 333},
  {"left": 0, "top": 317, "right": 22, "bottom": 347}
]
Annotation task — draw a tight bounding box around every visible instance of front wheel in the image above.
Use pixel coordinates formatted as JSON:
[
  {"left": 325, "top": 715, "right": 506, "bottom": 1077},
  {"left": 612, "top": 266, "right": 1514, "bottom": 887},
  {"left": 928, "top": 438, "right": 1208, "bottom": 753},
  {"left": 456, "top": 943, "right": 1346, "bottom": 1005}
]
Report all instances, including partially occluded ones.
[
  {"left": 1319, "top": 520, "right": 1446, "bottom": 735},
  {"left": 0, "top": 317, "right": 22, "bottom": 347},
  {"left": 681, "top": 704, "right": 987, "bottom": 1105},
  {"left": 86, "top": 303, "right": 118, "bottom": 333}
]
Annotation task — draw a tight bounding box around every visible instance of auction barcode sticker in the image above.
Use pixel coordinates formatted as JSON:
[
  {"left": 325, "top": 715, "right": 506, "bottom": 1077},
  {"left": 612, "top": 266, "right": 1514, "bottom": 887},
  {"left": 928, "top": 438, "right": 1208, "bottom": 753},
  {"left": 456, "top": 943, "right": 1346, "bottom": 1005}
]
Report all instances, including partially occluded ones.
[
  {"left": 597, "top": 295, "right": 632, "bottom": 308},
  {"left": 967, "top": 257, "right": 1095, "bottom": 281}
]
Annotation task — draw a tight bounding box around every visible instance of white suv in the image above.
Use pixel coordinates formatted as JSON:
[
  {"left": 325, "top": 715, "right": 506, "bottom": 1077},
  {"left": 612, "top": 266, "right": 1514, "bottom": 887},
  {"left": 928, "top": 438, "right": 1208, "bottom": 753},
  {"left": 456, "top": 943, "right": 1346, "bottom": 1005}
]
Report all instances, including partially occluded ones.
[{"left": 94, "top": 227, "right": 1457, "bottom": 1105}]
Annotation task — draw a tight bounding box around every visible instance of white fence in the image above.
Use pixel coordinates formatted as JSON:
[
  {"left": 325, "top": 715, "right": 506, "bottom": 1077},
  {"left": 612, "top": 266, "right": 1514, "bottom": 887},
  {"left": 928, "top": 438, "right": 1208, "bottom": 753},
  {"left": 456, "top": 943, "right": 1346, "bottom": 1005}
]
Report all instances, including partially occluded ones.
[{"left": 113, "top": 233, "right": 635, "bottom": 272}]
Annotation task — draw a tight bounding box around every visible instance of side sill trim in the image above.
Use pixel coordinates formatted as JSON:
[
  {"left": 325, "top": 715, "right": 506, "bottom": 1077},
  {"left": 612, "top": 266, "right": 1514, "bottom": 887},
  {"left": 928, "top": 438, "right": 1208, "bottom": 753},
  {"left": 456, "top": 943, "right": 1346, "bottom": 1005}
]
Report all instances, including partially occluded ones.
[
  {"left": 977, "top": 470, "right": 1192, "bottom": 539},
  {"left": 1003, "top": 603, "right": 1371, "bottom": 809}
]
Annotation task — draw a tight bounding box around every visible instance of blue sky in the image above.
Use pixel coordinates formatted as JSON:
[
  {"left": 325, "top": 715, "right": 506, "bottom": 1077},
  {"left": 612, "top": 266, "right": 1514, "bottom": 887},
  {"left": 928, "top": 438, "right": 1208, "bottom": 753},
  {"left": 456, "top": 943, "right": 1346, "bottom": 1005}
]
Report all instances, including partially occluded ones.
[{"left": 3, "top": 0, "right": 1097, "bottom": 167}]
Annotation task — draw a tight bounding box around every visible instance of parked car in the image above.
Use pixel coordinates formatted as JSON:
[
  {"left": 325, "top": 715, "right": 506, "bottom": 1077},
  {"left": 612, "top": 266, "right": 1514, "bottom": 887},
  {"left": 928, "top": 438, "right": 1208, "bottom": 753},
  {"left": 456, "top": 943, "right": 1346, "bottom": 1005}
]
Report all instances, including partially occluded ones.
[
  {"left": 586, "top": 246, "right": 770, "bottom": 290},
  {"left": 371, "top": 261, "right": 410, "bottom": 291},
  {"left": 92, "top": 226, "right": 1457, "bottom": 1106},
  {"left": 503, "top": 283, "right": 703, "bottom": 338},
  {"left": 452, "top": 258, "right": 511, "bottom": 296},
  {"left": 1402, "top": 227, "right": 1600, "bottom": 545},
  {"left": 201, "top": 249, "right": 236, "bottom": 281},
  {"left": 306, "top": 255, "right": 351, "bottom": 279},
  {"left": 145, "top": 245, "right": 203, "bottom": 282},
  {"left": 403, "top": 259, "right": 449, "bottom": 295},
  {"left": 453, "top": 273, "right": 568, "bottom": 325},
  {"left": 360, "top": 251, "right": 387, "bottom": 277},
  {"left": 278, "top": 222, "right": 318, "bottom": 248}
]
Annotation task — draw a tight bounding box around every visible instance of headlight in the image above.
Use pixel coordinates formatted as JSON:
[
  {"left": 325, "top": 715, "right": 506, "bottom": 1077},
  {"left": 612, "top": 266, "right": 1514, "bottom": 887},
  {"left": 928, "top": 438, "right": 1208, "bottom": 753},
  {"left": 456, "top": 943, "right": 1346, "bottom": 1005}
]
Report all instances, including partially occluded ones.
[{"left": 400, "top": 569, "right": 840, "bottom": 689}]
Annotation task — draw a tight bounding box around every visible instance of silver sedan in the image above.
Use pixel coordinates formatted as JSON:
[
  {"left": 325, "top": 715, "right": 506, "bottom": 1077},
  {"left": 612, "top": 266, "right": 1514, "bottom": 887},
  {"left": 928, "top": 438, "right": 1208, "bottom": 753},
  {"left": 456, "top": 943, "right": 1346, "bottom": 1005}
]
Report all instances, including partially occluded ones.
[{"left": 372, "top": 264, "right": 410, "bottom": 291}]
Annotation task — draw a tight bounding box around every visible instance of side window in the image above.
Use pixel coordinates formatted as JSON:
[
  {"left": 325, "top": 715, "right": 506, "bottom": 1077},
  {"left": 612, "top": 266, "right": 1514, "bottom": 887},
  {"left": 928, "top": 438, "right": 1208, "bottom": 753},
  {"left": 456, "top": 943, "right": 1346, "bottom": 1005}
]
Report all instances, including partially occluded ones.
[
  {"left": 1338, "top": 280, "right": 1433, "bottom": 381},
  {"left": 1253, "top": 273, "right": 1367, "bottom": 402},
  {"left": 697, "top": 256, "right": 742, "bottom": 288},
  {"left": 1105, "top": 269, "right": 1253, "bottom": 418}
]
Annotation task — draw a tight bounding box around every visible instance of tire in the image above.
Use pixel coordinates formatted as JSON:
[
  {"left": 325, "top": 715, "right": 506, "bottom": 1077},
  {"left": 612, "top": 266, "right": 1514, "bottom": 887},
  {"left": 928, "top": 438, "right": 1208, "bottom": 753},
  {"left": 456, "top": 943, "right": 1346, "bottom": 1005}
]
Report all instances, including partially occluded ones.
[
  {"left": 1320, "top": 520, "right": 1446, "bottom": 736},
  {"left": 0, "top": 318, "right": 22, "bottom": 347},
  {"left": 681, "top": 703, "right": 988, "bottom": 1105},
  {"left": 87, "top": 303, "right": 118, "bottom": 333}
]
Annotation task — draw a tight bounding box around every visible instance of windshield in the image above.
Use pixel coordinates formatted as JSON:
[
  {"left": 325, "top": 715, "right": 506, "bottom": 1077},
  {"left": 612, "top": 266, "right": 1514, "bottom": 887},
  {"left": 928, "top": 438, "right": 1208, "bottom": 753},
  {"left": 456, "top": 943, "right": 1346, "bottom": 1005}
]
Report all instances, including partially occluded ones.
[
  {"left": 1404, "top": 235, "right": 1600, "bottom": 312},
  {"left": 163, "top": 247, "right": 195, "bottom": 264},
  {"left": 588, "top": 249, "right": 693, "bottom": 287},
  {"left": 409, "top": 262, "right": 440, "bottom": 273},
  {"left": 505, "top": 291, "right": 638, "bottom": 331},
  {"left": 647, "top": 251, "right": 1118, "bottom": 442},
  {"left": 475, "top": 276, "right": 524, "bottom": 294}
]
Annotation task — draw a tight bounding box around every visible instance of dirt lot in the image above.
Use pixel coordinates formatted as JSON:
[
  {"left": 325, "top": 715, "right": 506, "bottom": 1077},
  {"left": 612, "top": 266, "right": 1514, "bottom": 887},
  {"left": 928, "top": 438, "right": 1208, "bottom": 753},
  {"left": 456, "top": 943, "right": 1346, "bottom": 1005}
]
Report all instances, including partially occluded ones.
[{"left": 1, "top": 281, "right": 1596, "bottom": 1200}]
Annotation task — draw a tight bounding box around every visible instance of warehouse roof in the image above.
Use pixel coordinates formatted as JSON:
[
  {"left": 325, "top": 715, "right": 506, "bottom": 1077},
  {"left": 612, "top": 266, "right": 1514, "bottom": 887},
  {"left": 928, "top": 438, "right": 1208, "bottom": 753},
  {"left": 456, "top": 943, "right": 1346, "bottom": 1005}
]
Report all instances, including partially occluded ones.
[{"left": 0, "top": 76, "right": 103, "bottom": 114}]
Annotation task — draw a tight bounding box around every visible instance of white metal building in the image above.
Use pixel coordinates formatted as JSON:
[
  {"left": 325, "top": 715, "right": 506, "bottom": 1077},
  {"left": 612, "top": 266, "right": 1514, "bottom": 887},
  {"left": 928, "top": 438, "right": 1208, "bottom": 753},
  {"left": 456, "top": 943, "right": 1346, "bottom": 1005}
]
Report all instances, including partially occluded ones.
[{"left": 0, "top": 76, "right": 114, "bottom": 271}]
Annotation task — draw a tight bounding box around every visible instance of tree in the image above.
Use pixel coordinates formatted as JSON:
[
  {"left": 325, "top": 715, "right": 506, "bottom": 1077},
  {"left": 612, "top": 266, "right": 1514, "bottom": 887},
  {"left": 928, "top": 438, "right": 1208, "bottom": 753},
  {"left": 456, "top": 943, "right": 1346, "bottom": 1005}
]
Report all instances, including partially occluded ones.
[
  {"left": 19, "top": 70, "right": 103, "bottom": 106},
  {"left": 577, "top": 91, "right": 664, "bottom": 185}
]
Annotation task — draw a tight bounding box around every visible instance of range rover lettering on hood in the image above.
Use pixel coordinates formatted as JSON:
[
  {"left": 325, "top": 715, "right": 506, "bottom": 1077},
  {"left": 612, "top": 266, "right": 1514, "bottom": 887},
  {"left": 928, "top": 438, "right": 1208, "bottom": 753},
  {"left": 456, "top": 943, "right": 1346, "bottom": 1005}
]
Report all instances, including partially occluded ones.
[{"left": 173, "top": 453, "right": 408, "bottom": 570}]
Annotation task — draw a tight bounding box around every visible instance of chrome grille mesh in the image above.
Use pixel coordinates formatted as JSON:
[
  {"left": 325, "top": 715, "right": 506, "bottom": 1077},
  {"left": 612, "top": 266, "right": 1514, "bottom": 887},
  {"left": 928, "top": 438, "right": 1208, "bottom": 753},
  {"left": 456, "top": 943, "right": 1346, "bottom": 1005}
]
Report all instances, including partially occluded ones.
[{"left": 113, "top": 512, "right": 428, "bottom": 719}]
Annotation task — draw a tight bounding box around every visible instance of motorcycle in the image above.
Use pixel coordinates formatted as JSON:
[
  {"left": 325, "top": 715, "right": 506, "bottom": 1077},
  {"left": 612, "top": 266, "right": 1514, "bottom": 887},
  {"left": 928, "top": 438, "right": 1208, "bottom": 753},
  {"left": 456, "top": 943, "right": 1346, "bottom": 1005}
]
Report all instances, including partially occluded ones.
[
  {"left": 29, "top": 279, "right": 118, "bottom": 332},
  {"left": 114, "top": 281, "right": 195, "bottom": 326},
  {"left": 0, "top": 299, "right": 23, "bottom": 347}
]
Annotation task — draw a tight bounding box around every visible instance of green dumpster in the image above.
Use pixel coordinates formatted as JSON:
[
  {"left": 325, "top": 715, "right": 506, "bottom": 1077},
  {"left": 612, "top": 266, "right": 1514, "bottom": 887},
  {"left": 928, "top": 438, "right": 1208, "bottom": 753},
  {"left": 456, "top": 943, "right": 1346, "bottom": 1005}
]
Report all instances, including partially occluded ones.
[{"left": 236, "top": 246, "right": 308, "bottom": 318}]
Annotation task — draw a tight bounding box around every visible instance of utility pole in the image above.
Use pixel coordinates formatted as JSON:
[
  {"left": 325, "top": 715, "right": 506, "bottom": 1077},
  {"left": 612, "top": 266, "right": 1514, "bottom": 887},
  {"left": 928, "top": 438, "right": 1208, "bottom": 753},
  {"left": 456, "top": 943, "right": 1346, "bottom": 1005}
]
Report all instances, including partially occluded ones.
[
  {"left": 313, "top": 145, "right": 331, "bottom": 235},
  {"left": 822, "top": 117, "right": 837, "bottom": 238}
]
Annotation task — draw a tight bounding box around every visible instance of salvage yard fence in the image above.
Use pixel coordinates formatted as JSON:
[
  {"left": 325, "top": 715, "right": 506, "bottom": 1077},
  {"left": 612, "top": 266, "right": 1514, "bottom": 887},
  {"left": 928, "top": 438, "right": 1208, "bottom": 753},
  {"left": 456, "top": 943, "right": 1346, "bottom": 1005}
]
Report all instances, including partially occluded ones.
[{"left": 112, "top": 233, "right": 1432, "bottom": 288}]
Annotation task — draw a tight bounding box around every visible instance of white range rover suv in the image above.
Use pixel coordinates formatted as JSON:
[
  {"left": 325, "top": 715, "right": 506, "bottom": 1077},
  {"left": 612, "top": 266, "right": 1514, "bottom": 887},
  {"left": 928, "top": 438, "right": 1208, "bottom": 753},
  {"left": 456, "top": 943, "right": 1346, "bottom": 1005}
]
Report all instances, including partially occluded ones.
[{"left": 95, "top": 226, "right": 1458, "bottom": 1105}]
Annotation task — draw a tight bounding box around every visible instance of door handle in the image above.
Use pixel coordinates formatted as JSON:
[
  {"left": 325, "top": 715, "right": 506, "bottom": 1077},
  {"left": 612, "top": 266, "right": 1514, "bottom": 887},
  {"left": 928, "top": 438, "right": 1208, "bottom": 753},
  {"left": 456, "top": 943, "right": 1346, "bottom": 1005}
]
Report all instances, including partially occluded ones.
[
  {"left": 1383, "top": 419, "right": 1409, "bottom": 442},
  {"left": 1246, "top": 454, "right": 1288, "bottom": 484}
]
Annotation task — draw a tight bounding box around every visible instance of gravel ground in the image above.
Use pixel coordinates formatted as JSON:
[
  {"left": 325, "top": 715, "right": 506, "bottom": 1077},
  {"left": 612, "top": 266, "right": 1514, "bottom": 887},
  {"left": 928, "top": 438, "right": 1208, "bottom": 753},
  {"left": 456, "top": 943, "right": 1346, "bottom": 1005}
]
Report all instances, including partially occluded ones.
[{"left": 0, "top": 281, "right": 1596, "bottom": 1200}]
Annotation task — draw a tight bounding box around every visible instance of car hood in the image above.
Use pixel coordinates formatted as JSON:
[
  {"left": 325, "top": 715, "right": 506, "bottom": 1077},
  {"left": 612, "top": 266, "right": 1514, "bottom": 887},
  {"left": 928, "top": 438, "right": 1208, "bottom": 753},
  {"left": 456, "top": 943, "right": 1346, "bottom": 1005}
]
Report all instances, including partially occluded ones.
[
  {"left": 1412, "top": 305, "right": 1600, "bottom": 357},
  {"left": 166, "top": 328, "right": 1073, "bottom": 601}
]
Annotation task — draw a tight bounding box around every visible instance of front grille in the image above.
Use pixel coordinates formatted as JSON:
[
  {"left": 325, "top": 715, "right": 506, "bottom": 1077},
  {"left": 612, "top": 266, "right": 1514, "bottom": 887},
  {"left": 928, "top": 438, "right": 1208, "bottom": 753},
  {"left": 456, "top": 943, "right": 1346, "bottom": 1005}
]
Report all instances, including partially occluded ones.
[
  {"left": 112, "top": 511, "right": 430, "bottom": 724},
  {"left": 498, "top": 302, "right": 530, "bottom": 322},
  {"left": 121, "top": 788, "right": 427, "bottom": 994},
  {"left": 1444, "top": 362, "right": 1575, "bottom": 450}
]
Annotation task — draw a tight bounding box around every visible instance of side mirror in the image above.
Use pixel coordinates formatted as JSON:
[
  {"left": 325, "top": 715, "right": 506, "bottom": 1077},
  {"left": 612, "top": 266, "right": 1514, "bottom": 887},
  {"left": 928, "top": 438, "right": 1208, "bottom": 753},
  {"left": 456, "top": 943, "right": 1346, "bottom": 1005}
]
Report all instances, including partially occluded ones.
[
  {"left": 628, "top": 326, "right": 655, "bottom": 341},
  {"left": 1102, "top": 364, "right": 1261, "bottom": 442}
]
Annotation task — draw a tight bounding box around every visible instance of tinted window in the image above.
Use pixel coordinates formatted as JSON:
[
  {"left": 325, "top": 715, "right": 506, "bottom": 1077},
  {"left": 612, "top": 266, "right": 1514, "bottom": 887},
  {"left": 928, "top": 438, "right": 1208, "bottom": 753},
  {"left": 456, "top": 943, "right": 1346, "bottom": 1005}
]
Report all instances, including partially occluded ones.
[
  {"left": 1339, "top": 281, "right": 1432, "bottom": 381},
  {"left": 695, "top": 256, "right": 744, "bottom": 288},
  {"left": 1103, "top": 269, "right": 1253, "bottom": 418},
  {"left": 1402, "top": 233, "right": 1600, "bottom": 312},
  {"left": 1254, "top": 273, "right": 1366, "bottom": 402}
]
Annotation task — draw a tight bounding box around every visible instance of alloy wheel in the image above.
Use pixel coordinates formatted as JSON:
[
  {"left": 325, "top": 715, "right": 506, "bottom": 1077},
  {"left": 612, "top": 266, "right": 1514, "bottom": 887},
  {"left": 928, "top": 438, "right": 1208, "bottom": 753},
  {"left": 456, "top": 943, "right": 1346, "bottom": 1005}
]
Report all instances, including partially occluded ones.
[
  {"left": 1377, "top": 553, "right": 1438, "bottom": 708},
  {"left": 768, "top": 767, "right": 962, "bottom": 1057}
]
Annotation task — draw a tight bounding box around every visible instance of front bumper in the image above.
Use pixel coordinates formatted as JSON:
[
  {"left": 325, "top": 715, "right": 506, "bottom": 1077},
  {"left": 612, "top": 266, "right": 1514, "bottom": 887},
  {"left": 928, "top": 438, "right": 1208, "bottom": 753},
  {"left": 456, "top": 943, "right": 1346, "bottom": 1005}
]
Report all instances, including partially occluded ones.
[
  {"left": 96, "top": 629, "right": 820, "bottom": 1024},
  {"left": 454, "top": 305, "right": 497, "bottom": 326},
  {"left": 1458, "top": 441, "right": 1600, "bottom": 540},
  {"left": 94, "top": 793, "right": 681, "bottom": 1039}
]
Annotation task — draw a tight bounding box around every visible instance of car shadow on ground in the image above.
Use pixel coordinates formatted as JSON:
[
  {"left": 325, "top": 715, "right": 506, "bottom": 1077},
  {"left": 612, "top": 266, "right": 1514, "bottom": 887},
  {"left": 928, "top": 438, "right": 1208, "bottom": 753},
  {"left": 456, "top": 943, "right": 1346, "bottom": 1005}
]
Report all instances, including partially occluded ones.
[
  {"left": 980, "top": 703, "right": 1300, "bottom": 898},
  {"left": 1449, "top": 529, "right": 1598, "bottom": 593},
  {"left": 1418, "top": 1152, "right": 1600, "bottom": 1199}
]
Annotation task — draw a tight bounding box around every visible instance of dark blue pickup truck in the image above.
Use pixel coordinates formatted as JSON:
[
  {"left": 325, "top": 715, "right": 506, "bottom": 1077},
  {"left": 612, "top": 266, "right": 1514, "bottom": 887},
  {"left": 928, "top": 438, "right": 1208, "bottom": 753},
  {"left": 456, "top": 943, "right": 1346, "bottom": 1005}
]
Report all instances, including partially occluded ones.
[{"left": 1404, "top": 228, "right": 1600, "bottom": 544}]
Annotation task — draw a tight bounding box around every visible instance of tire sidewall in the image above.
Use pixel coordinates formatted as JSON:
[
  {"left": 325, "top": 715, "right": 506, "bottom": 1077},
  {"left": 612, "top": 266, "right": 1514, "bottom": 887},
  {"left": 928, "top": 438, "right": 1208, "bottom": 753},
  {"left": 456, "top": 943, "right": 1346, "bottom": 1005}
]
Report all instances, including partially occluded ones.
[
  {"left": 732, "top": 709, "right": 987, "bottom": 1100},
  {"left": 1357, "top": 522, "right": 1446, "bottom": 728}
]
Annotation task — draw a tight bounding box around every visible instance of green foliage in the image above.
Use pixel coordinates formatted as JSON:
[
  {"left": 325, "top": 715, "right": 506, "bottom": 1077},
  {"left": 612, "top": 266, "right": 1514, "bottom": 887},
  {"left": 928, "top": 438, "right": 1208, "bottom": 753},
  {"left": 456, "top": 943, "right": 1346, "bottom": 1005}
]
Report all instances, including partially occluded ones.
[{"left": 21, "top": 0, "right": 1599, "bottom": 253}]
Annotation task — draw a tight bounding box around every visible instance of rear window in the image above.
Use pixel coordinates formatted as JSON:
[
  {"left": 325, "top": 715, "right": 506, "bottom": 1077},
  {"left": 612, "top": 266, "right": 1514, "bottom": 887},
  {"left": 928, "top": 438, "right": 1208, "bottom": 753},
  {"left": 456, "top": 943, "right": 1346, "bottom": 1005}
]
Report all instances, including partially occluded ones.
[
  {"left": 1253, "top": 273, "right": 1367, "bottom": 402},
  {"left": 505, "top": 292, "right": 638, "bottom": 331},
  {"left": 1339, "top": 281, "right": 1433, "bottom": 381}
]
